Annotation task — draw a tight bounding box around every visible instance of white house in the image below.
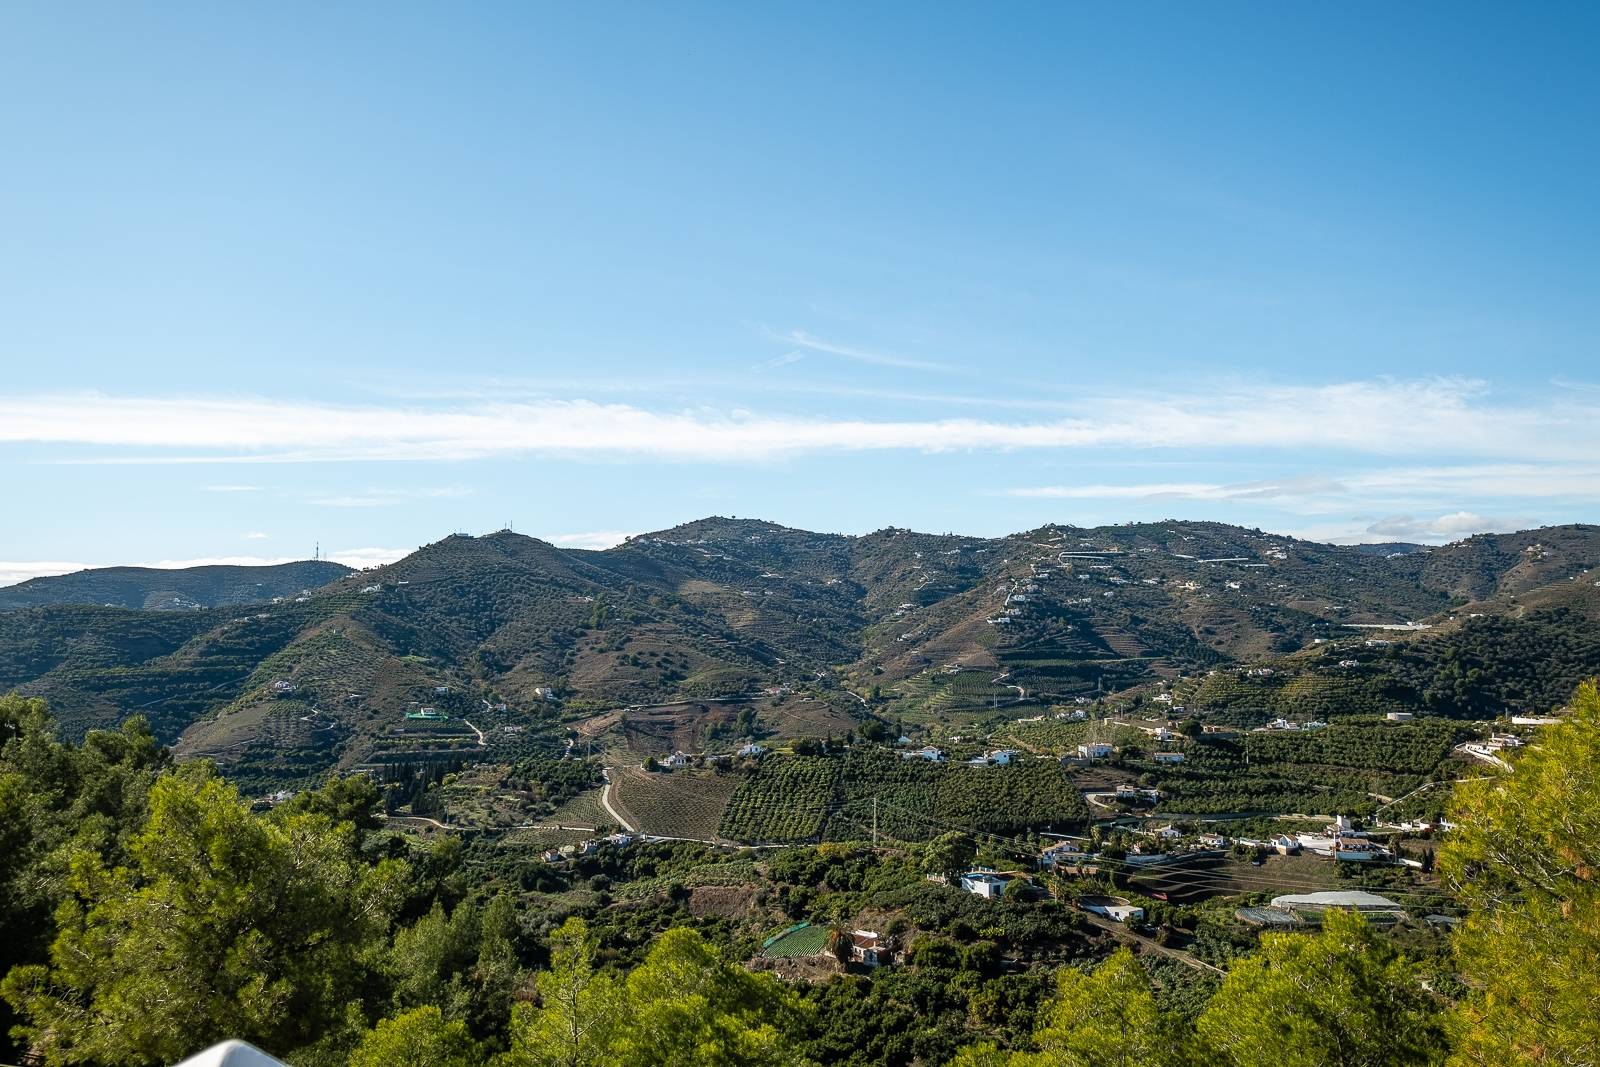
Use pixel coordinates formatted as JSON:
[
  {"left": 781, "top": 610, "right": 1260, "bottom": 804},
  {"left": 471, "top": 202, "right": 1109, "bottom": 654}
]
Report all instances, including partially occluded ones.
[
  {"left": 1080, "top": 897, "right": 1145, "bottom": 923},
  {"left": 1077, "top": 742, "right": 1113, "bottom": 760},
  {"left": 902, "top": 745, "right": 946, "bottom": 762},
  {"left": 850, "top": 930, "right": 885, "bottom": 967},
  {"left": 663, "top": 752, "right": 691, "bottom": 769},
  {"left": 1386, "top": 712, "right": 1414, "bottom": 721},
  {"left": 1038, "top": 840, "right": 1085, "bottom": 869},
  {"left": 1152, "top": 751, "right": 1185, "bottom": 764},
  {"left": 959, "top": 870, "right": 1009, "bottom": 899},
  {"left": 737, "top": 742, "right": 767, "bottom": 757}
]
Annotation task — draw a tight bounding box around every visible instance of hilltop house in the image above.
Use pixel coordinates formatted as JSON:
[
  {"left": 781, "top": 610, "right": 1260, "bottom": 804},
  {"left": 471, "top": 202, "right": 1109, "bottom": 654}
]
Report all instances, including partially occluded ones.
[
  {"left": 959, "top": 869, "right": 1009, "bottom": 899},
  {"left": 902, "top": 745, "right": 946, "bottom": 762},
  {"left": 1077, "top": 742, "right": 1113, "bottom": 760},
  {"left": 738, "top": 742, "right": 767, "bottom": 757}
]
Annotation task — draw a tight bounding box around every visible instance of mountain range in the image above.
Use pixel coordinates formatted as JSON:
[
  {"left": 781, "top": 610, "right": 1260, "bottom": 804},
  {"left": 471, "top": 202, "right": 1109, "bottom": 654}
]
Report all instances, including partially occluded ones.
[{"left": 3, "top": 518, "right": 1597, "bottom": 788}]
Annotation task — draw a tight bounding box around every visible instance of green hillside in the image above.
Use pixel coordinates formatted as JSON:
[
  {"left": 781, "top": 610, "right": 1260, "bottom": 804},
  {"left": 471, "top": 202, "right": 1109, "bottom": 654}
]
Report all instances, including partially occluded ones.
[
  {"left": 0, "top": 560, "right": 351, "bottom": 611},
  {"left": 2, "top": 518, "right": 1597, "bottom": 791}
]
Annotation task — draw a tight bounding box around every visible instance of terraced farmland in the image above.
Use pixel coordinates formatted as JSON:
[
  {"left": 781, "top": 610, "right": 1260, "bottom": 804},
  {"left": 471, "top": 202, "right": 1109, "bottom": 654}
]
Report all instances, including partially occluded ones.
[
  {"left": 760, "top": 922, "right": 830, "bottom": 959},
  {"left": 610, "top": 767, "right": 741, "bottom": 839},
  {"left": 719, "top": 748, "right": 1089, "bottom": 843}
]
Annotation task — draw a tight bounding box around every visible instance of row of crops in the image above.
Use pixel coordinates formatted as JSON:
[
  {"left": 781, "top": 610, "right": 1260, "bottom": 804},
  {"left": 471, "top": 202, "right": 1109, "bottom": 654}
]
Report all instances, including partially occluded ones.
[{"left": 718, "top": 748, "right": 1090, "bottom": 843}]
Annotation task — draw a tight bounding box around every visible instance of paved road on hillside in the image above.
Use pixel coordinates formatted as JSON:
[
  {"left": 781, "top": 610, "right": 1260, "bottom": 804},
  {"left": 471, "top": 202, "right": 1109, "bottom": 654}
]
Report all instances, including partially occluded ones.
[{"left": 600, "top": 768, "right": 637, "bottom": 832}]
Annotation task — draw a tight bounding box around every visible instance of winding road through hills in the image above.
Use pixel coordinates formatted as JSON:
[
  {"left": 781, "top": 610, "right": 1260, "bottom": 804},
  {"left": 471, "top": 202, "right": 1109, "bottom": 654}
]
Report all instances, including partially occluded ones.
[{"left": 600, "top": 767, "right": 637, "bottom": 832}]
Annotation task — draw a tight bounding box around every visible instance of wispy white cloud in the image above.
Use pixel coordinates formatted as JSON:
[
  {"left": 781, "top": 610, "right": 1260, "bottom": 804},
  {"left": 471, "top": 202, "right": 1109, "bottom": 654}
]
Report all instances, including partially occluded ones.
[
  {"left": 1006, "top": 464, "right": 1600, "bottom": 505},
  {"left": 1, "top": 379, "right": 1593, "bottom": 465},
  {"left": 244, "top": 531, "right": 269, "bottom": 540},
  {"left": 1005, "top": 476, "right": 1347, "bottom": 501},
  {"left": 542, "top": 530, "right": 634, "bottom": 550},
  {"left": 772, "top": 329, "right": 950, "bottom": 371},
  {"left": 1361, "top": 512, "right": 1533, "bottom": 542},
  {"left": 754, "top": 351, "right": 806, "bottom": 372}
]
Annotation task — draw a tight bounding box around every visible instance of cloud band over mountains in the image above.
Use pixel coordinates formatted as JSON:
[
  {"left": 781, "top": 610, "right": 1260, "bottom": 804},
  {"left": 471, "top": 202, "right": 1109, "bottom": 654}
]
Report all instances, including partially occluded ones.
[{"left": 0, "top": 378, "right": 1592, "bottom": 464}]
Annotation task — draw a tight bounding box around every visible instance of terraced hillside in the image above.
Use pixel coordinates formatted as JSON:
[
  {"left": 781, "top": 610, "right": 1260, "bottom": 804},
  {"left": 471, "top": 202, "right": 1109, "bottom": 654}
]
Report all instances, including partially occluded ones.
[{"left": 3, "top": 518, "right": 1597, "bottom": 789}]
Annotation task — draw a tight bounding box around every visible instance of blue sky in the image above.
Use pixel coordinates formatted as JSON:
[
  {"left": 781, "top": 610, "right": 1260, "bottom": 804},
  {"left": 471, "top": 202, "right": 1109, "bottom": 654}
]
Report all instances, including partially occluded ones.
[{"left": 3, "top": 3, "right": 1598, "bottom": 581}]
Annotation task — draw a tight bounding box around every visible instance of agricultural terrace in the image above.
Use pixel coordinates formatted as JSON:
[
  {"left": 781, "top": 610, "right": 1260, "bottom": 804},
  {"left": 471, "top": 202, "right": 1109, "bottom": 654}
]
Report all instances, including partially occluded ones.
[
  {"left": 1127, "top": 719, "right": 1472, "bottom": 815},
  {"left": 610, "top": 767, "right": 742, "bottom": 839},
  {"left": 760, "top": 923, "right": 830, "bottom": 959},
  {"left": 719, "top": 747, "right": 1088, "bottom": 843}
]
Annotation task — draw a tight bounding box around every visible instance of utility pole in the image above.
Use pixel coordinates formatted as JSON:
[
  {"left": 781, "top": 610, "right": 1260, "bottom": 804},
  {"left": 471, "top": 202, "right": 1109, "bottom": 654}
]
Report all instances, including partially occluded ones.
[{"left": 872, "top": 795, "right": 879, "bottom": 846}]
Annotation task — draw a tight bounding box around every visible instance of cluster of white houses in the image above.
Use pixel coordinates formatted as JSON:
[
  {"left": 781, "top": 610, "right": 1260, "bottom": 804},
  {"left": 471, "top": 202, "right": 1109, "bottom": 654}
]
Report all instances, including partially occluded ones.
[
  {"left": 1032, "top": 811, "right": 1407, "bottom": 879},
  {"left": 657, "top": 743, "right": 767, "bottom": 769},
  {"left": 541, "top": 831, "right": 635, "bottom": 866},
  {"left": 1458, "top": 733, "right": 1525, "bottom": 770}
]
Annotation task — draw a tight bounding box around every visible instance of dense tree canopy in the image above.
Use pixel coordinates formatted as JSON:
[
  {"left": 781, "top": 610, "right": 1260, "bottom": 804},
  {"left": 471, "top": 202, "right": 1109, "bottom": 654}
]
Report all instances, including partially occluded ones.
[
  {"left": 1439, "top": 680, "right": 1600, "bottom": 1066},
  {"left": 501, "top": 916, "right": 812, "bottom": 1067},
  {"left": 2, "top": 771, "right": 409, "bottom": 1065},
  {"left": 1194, "top": 910, "right": 1444, "bottom": 1067}
]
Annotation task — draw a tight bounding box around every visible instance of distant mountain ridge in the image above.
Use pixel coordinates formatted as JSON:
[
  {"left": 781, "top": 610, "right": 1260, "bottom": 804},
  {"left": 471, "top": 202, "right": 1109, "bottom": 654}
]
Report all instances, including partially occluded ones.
[
  {"left": 0, "top": 560, "right": 353, "bottom": 612},
  {"left": 1, "top": 518, "right": 1596, "bottom": 789}
]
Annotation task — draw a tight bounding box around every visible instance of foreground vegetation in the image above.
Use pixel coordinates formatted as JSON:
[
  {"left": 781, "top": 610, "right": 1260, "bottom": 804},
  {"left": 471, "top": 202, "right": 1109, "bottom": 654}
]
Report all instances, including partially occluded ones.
[{"left": 3, "top": 683, "right": 1598, "bottom": 1065}]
